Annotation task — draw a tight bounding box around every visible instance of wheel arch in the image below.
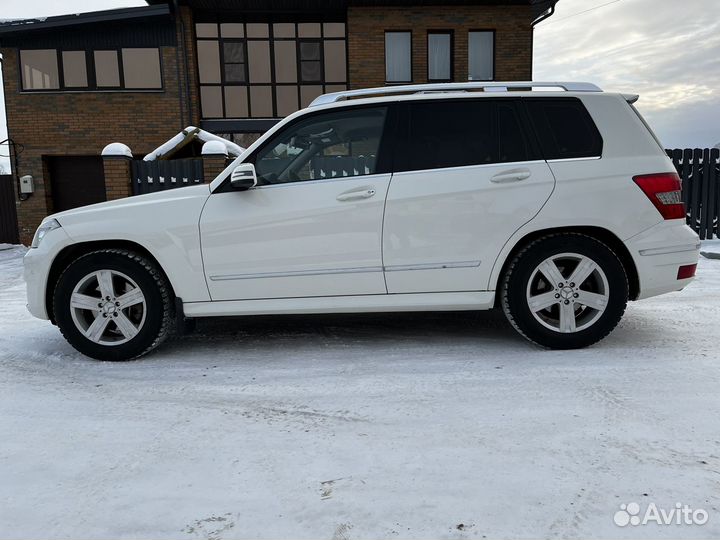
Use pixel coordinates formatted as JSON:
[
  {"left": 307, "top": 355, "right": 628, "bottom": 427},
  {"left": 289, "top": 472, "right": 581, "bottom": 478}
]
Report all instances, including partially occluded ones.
[
  {"left": 45, "top": 240, "right": 176, "bottom": 322},
  {"left": 491, "top": 226, "right": 640, "bottom": 304}
]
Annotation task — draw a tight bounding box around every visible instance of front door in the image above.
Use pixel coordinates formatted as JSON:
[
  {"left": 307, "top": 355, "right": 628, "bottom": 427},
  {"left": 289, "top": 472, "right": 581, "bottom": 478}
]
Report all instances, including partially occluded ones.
[
  {"left": 200, "top": 105, "right": 392, "bottom": 301},
  {"left": 382, "top": 98, "right": 556, "bottom": 293},
  {"left": 48, "top": 156, "right": 106, "bottom": 212}
]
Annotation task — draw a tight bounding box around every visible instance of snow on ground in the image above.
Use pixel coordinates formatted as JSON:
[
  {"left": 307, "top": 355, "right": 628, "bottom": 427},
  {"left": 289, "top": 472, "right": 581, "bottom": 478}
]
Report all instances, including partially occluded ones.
[{"left": 1, "top": 245, "right": 719, "bottom": 540}]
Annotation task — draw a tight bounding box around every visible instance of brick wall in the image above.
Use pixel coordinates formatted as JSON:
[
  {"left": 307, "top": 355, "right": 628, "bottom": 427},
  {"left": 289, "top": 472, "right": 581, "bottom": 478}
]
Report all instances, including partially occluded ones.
[
  {"left": 103, "top": 158, "right": 132, "bottom": 200},
  {"left": 347, "top": 5, "right": 533, "bottom": 89},
  {"left": 1, "top": 44, "right": 187, "bottom": 244}
]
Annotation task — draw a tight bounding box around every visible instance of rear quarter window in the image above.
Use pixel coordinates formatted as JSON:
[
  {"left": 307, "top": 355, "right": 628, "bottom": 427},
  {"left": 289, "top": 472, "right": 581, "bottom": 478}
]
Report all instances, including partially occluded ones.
[{"left": 525, "top": 98, "right": 603, "bottom": 160}]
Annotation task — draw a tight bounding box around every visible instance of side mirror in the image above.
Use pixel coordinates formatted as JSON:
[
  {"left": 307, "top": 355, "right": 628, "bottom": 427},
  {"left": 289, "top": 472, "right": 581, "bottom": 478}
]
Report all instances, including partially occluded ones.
[{"left": 230, "top": 163, "right": 258, "bottom": 191}]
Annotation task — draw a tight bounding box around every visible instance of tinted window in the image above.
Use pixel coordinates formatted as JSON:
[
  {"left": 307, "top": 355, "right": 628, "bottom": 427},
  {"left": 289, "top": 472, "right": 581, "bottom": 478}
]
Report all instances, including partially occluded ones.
[
  {"left": 526, "top": 98, "right": 603, "bottom": 159},
  {"left": 253, "top": 106, "right": 388, "bottom": 184},
  {"left": 20, "top": 50, "right": 59, "bottom": 90},
  {"left": 395, "top": 99, "right": 538, "bottom": 172}
]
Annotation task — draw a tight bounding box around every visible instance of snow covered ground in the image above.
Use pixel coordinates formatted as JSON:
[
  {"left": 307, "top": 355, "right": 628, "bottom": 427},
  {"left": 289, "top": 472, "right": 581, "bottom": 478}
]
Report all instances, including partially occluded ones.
[{"left": 1, "top": 242, "right": 719, "bottom": 540}]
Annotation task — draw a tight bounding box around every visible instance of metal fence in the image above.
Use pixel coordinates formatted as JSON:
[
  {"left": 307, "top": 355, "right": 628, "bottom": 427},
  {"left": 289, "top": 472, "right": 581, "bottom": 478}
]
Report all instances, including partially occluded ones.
[
  {"left": 130, "top": 159, "right": 204, "bottom": 196},
  {"left": 667, "top": 148, "right": 720, "bottom": 240}
]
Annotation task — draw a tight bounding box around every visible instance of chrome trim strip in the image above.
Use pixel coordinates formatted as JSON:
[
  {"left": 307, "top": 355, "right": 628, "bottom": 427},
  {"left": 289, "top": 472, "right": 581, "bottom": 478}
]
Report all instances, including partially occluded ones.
[
  {"left": 210, "top": 260, "right": 482, "bottom": 281},
  {"left": 210, "top": 266, "right": 384, "bottom": 281},
  {"left": 639, "top": 244, "right": 701, "bottom": 256},
  {"left": 546, "top": 156, "right": 602, "bottom": 163},
  {"left": 384, "top": 260, "right": 481, "bottom": 272}
]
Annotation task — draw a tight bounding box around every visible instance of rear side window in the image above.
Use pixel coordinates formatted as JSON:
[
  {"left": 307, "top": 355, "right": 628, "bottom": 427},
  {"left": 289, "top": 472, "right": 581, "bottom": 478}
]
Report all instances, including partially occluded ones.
[
  {"left": 394, "top": 99, "right": 539, "bottom": 173},
  {"left": 525, "top": 98, "right": 603, "bottom": 160}
]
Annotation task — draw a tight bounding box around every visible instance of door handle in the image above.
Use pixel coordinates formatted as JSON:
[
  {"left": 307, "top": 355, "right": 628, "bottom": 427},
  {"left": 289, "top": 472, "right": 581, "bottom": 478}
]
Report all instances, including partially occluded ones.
[
  {"left": 337, "top": 189, "right": 376, "bottom": 202},
  {"left": 491, "top": 169, "right": 532, "bottom": 184}
]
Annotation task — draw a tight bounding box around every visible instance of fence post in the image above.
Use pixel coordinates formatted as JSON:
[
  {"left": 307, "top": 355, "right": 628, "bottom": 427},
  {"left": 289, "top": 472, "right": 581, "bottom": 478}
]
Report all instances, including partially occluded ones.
[
  {"left": 201, "top": 141, "right": 228, "bottom": 183},
  {"left": 101, "top": 143, "right": 133, "bottom": 201}
]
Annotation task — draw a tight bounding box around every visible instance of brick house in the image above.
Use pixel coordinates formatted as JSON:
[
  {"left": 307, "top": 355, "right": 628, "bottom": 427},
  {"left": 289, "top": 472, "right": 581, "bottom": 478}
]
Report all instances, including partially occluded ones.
[{"left": 0, "top": 0, "right": 558, "bottom": 244}]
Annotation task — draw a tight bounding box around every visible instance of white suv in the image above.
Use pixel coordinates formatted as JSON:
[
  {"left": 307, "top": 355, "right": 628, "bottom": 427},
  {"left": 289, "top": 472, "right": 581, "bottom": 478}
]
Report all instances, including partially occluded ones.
[{"left": 24, "top": 82, "right": 700, "bottom": 360}]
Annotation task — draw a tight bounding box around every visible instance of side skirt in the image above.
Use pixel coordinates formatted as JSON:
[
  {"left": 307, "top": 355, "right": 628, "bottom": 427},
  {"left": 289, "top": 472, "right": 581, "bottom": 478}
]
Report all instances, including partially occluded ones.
[{"left": 183, "top": 291, "right": 495, "bottom": 318}]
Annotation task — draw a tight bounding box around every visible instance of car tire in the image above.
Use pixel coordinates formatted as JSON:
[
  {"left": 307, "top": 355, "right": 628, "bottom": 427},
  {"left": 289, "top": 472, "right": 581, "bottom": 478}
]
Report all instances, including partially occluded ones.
[
  {"left": 53, "top": 249, "right": 174, "bottom": 361},
  {"left": 501, "top": 233, "right": 628, "bottom": 349}
]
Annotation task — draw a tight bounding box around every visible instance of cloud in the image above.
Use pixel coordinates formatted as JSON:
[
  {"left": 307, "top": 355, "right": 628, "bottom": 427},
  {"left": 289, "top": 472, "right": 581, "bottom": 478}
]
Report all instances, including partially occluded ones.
[{"left": 534, "top": 0, "right": 720, "bottom": 147}]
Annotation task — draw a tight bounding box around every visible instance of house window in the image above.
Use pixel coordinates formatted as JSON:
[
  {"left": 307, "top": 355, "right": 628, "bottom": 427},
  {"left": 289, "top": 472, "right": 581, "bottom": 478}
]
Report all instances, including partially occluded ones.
[
  {"left": 121, "top": 48, "right": 162, "bottom": 89},
  {"left": 385, "top": 31, "right": 411, "bottom": 83},
  {"left": 61, "top": 51, "right": 88, "bottom": 88},
  {"left": 19, "top": 48, "right": 163, "bottom": 91},
  {"left": 299, "top": 41, "right": 322, "bottom": 82},
  {"left": 468, "top": 31, "right": 495, "bottom": 81},
  {"left": 20, "top": 50, "right": 59, "bottom": 90},
  {"left": 427, "top": 31, "right": 452, "bottom": 82},
  {"left": 196, "top": 21, "right": 348, "bottom": 120},
  {"left": 94, "top": 51, "right": 121, "bottom": 87}
]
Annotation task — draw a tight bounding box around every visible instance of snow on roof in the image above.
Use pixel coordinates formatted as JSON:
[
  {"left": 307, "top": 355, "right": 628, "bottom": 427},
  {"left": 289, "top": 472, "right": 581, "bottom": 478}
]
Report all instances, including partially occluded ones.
[{"left": 143, "top": 126, "right": 245, "bottom": 161}]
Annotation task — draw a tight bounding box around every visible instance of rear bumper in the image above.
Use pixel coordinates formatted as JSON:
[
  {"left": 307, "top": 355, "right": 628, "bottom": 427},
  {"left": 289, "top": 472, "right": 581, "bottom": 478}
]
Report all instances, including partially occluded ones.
[{"left": 625, "top": 220, "right": 700, "bottom": 300}]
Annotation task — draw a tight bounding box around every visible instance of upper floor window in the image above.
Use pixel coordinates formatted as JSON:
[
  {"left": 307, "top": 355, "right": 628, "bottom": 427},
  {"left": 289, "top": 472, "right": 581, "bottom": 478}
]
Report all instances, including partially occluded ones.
[
  {"left": 20, "top": 50, "right": 60, "bottom": 90},
  {"left": 468, "top": 31, "right": 494, "bottom": 81},
  {"left": 385, "top": 31, "right": 412, "bottom": 83},
  {"left": 427, "top": 31, "right": 452, "bottom": 82},
  {"left": 196, "top": 21, "right": 348, "bottom": 120},
  {"left": 19, "top": 48, "right": 163, "bottom": 91}
]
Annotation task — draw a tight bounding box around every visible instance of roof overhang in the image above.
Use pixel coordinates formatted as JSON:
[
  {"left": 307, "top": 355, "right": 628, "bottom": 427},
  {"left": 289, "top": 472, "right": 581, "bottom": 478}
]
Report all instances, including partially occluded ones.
[
  {"left": 0, "top": 4, "right": 171, "bottom": 37},
  {"left": 146, "top": 0, "right": 557, "bottom": 16}
]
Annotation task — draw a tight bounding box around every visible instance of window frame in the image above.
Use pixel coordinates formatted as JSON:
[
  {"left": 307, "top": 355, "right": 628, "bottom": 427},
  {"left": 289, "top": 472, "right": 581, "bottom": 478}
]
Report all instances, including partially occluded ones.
[
  {"left": 384, "top": 30, "right": 413, "bottom": 85},
  {"left": 467, "top": 29, "right": 496, "bottom": 82},
  {"left": 427, "top": 30, "right": 454, "bottom": 83},
  {"left": 17, "top": 47, "right": 164, "bottom": 93},
  {"left": 195, "top": 20, "right": 348, "bottom": 121}
]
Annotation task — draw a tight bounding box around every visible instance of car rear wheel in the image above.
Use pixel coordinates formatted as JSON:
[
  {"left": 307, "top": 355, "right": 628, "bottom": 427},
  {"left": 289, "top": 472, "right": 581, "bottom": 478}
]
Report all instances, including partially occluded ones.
[
  {"left": 501, "top": 233, "right": 628, "bottom": 349},
  {"left": 53, "top": 249, "right": 173, "bottom": 361}
]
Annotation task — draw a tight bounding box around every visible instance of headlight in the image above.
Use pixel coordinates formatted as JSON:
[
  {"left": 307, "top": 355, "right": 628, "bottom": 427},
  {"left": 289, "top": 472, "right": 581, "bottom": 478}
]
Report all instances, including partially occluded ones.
[{"left": 31, "top": 219, "right": 61, "bottom": 248}]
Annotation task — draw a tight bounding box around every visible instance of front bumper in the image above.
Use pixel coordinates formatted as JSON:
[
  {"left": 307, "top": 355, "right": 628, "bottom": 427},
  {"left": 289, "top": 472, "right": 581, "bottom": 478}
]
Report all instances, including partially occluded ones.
[
  {"left": 23, "top": 226, "right": 73, "bottom": 320},
  {"left": 625, "top": 220, "right": 700, "bottom": 300}
]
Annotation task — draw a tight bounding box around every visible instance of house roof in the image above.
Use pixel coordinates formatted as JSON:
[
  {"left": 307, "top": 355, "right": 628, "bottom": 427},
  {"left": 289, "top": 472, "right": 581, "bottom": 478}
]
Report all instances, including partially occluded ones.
[
  {"left": 0, "top": 4, "right": 171, "bottom": 36},
  {"left": 147, "top": 0, "right": 558, "bottom": 21}
]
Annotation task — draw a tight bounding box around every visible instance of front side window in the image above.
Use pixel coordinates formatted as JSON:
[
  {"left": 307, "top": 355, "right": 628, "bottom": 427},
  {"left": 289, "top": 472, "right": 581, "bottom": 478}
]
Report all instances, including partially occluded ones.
[
  {"left": 395, "top": 99, "right": 538, "bottom": 173},
  {"left": 253, "top": 107, "right": 388, "bottom": 185},
  {"left": 385, "top": 31, "right": 412, "bottom": 83},
  {"left": 468, "top": 31, "right": 494, "bottom": 81}
]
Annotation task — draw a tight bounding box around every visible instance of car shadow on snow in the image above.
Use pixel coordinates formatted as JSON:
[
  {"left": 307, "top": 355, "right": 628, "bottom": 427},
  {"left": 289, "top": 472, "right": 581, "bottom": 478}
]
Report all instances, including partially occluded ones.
[{"left": 162, "top": 309, "right": 526, "bottom": 357}]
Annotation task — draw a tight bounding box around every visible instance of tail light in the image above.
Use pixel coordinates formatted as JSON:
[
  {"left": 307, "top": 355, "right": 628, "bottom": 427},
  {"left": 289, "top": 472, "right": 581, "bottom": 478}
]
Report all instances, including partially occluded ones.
[{"left": 633, "top": 173, "right": 685, "bottom": 220}]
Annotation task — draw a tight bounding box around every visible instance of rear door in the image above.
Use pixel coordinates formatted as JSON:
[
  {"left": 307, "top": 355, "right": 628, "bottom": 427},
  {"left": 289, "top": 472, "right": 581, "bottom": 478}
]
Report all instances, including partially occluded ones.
[{"left": 382, "top": 97, "right": 556, "bottom": 293}]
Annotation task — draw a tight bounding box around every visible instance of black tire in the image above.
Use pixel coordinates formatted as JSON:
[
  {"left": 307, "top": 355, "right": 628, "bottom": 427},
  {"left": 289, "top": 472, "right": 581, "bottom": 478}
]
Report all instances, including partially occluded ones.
[
  {"left": 53, "top": 249, "right": 174, "bottom": 361},
  {"left": 501, "top": 233, "right": 628, "bottom": 349}
]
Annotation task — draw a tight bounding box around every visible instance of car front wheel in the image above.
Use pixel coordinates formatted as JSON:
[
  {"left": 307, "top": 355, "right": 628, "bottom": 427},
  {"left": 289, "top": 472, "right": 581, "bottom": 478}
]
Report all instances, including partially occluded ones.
[
  {"left": 501, "top": 233, "right": 629, "bottom": 349},
  {"left": 53, "top": 249, "right": 173, "bottom": 361}
]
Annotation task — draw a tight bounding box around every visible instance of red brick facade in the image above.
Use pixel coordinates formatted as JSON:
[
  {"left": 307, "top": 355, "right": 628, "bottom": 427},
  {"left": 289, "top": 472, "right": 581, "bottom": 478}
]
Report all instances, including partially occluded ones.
[{"left": 347, "top": 5, "right": 533, "bottom": 88}]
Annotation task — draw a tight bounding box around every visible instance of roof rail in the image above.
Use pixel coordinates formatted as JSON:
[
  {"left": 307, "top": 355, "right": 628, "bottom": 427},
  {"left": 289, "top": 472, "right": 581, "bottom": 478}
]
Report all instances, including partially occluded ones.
[{"left": 309, "top": 81, "right": 603, "bottom": 107}]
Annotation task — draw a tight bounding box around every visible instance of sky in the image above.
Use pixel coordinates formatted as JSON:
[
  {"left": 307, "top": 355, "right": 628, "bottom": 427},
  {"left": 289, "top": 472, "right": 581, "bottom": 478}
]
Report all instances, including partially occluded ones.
[{"left": 1, "top": 0, "right": 719, "bottom": 170}]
